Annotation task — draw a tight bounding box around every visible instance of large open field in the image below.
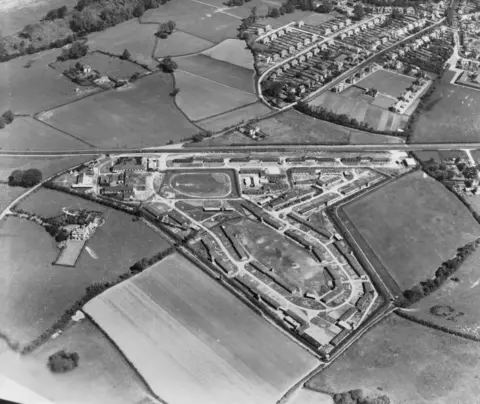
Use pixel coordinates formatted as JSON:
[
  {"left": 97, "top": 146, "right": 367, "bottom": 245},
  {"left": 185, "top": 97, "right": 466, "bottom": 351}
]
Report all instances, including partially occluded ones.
[
  {"left": 356, "top": 69, "right": 415, "bottom": 99},
  {"left": 39, "top": 72, "right": 198, "bottom": 148},
  {"left": 0, "top": 49, "right": 99, "bottom": 115},
  {"left": 0, "top": 117, "right": 92, "bottom": 151},
  {"left": 175, "top": 53, "right": 255, "bottom": 93},
  {"left": 201, "top": 39, "right": 254, "bottom": 70},
  {"left": 154, "top": 31, "right": 214, "bottom": 58},
  {"left": 233, "top": 218, "right": 326, "bottom": 290},
  {"left": 412, "top": 70, "right": 480, "bottom": 143},
  {"left": 341, "top": 171, "right": 480, "bottom": 290},
  {"left": 307, "top": 315, "right": 480, "bottom": 404},
  {"left": 1, "top": 188, "right": 171, "bottom": 345},
  {"left": 0, "top": 319, "right": 149, "bottom": 404},
  {"left": 174, "top": 70, "right": 257, "bottom": 121},
  {"left": 84, "top": 253, "right": 319, "bottom": 404}
]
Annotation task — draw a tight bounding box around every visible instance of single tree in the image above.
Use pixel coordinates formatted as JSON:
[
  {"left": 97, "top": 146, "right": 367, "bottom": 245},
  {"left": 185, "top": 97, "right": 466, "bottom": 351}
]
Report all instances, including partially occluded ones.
[
  {"left": 48, "top": 350, "right": 79, "bottom": 373},
  {"left": 167, "top": 20, "right": 176, "bottom": 32},
  {"left": 133, "top": 2, "right": 146, "bottom": 17},
  {"left": 159, "top": 56, "right": 178, "bottom": 73},
  {"left": 2, "top": 110, "right": 14, "bottom": 124},
  {"left": 269, "top": 7, "right": 280, "bottom": 17},
  {"left": 353, "top": 4, "right": 365, "bottom": 20},
  {"left": 121, "top": 48, "right": 131, "bottom": 60}
]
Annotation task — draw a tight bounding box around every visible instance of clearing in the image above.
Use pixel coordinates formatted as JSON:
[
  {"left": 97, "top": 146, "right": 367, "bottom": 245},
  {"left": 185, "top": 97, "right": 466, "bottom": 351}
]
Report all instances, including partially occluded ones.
[
  {"left": 39, "top": 72, "right": 198, "bottom": 148},
  {"left": 175, "top": 53, "right": 255, "bottom": 93},
  {"left": 84, "top": 253, "right": 319, "bottom": 404},
  {"left": 412, "top": 70, "right": 480, "bottom": 143},
  {"left": 202, "top": 39, "right": 254, "bottom": 70},
  {"left": 341, "top": 170, "right": 480, "bottom": 290},
  {"left": 1, "top": 188, "right": 171, "bottom": 346},
  {"left": 306, "top": 315, "right": 480, "bottom": 404},
  {"left": 154, "top": 31, "right": 214, "bottom": 58},
  {"left": 174, "top": 70, "right": 257, "bottom": 121}
]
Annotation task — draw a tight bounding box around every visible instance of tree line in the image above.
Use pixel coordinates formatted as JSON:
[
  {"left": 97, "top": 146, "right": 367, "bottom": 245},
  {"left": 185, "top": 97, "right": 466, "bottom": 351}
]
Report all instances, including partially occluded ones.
[{"left": 333, "top": 390, "right": 391, "bottom": 404}]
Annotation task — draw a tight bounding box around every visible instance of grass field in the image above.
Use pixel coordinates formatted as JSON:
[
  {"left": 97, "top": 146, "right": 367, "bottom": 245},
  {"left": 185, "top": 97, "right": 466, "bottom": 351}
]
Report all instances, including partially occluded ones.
[
  {"left": 154, "top": 31, "right": 214, "bottom": 58},
  {"left": 87, "top": 19, "right": 158, "bottom": 68},
  {"left": 195, "top": 101, "right": 273, "bottom": 133},
  {"left": 202, "top": 39, "right": 254, "bottom": 70},
  {"left": 356, "top": 69, "right": 415, "bottom": 99},
  {"left": 142, "top": 0, "right": 240, "bottom": 44},
  {"left": 0, "top": 49, "right": 99, "bottom": 115},
  {"left": 1, "top": 188, "right": 171, "bottom": 345},
  {"left": 342, "top": 171, "right": 480, "bottom": 290},
  {"left": 174, "top": 70, "right": 257, "bottom": 121},
  {"left": 84, "top": 253, "right": 319, "bottom": 404},
  {"left": 0, "top": 319, "right": 149, "bottom": 404},
  {"left": 408, "top": 247, "right": 480, "bottom": 339},
  {"left": 412, "top": 70, "right": 480, "bottom": 143},
  {"left": 39, "top": 72, "right": 198, "bottom": 148},
  {"left": 307, "top": 315, "right": 480, "bottom": 404},
  {"left": 233, "top": 218, "right": 326, "bottom": 290},
  {"left": 0, "top": 117, "right": 92, "bottom": 151},
  {"left": 175, "top": 53, "right": 255, "bottom": 93},
  {"left": 52, "top": 52, "right": 147, "bottom": 80},
  {"left": 290, "top": 389, "right": 333, "bottom": 404}
]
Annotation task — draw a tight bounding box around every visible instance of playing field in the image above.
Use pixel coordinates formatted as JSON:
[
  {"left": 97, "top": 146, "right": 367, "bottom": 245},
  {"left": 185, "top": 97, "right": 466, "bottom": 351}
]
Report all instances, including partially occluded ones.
[
  {"left": 176, "top": 53, "right": 255, "bottom": 93},
  {"left": 355, "top": 69, "right": 415, "bottom": 99},
  {"left": 87, "top": 19, "right": 158, "bottom": 68},
  {"left": 341, "top": 171, "right": 480, "bottom": 290},
  {"left": 154, "top": 31, "right": 214, "bottom": 58},
  {"left": 1, "top": 189, "right": 171, "bottom": 345},
  {"left": 233, "top": 218, "right": 326, "bottom": 291},
  {"left": 0, "top": 117, "right": 92, "bottom": 151},
  {"left": 39, "top": 72, "right": 198, "bottom": 148},
  {"left": 0, "top": 48, "right": 99, "bottom": 115},
  {"left": 157, "top": 169, "right": 237, "bottom": 199},
  {"left": 412, "top": 70, "right": 480, "bottom": 142},
  {"left": 202, "top": 39, "right": 255, "bottom": 70},
  {"left": 196, "top": 102, "right": 273, "bottom": 133},
  {"left": 84, "top": 253, "right": 319, "bottom": 404},
  {"left": 174, "top": 70, "right": 257, "bottom": 121},
  {"left": 306, "top": 315, "right": 480, "bottom": 404},
  {"left": 52, "top": 52, "right": 147, "bottom": 80}
]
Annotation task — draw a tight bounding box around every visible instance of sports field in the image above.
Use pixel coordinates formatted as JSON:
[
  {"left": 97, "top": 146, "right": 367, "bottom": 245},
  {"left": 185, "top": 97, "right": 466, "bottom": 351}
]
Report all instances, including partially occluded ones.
[
  {"left": 174, "top": 70, "right": 257, "bottom": 121},
  {"left": 84, "top": 253, "right": 319, "bottom": 404},
  {"left": 233, "top": 218, "right": 326, "bottom": 291},
  {"left": 196, "top": 102, "right": 273, "bottom": 133},
  {"left": 355, "top": 69, "right": 415, "bottom": 99},
  {"left": 1, "top": 189, "right": 171, "bottom": 346},
  {"left": 202, "top": 39, "right": 254, "bottom": 70},
  {"left": 87, "top": 19, "right": 158, "bottom": 68},
  {"left": 412, "top": 70, "right": 480, "bottom": 142},
  {"left": 307, "top": 315, "right": 480, "bottom": 404},
  {"left": 0, "top": 48, "right": 98, "bottom": 115},
  {"left": 0, "top": 117, "right": 91, "bottom": 151},
  {"left": 52, "top": 52, "right": 147, "bottom": 80},
  {"left": 154, "top": 31, "right": 214, "bottom": 58},
  {"left": 39, "top": 72, "right": 198, "bottom": 148},
  {"left": 176, "top": 53, "right": 255, "bottom": 93},
  {"left": 342, "top": 171, "right": 480, "bottom": 290}
]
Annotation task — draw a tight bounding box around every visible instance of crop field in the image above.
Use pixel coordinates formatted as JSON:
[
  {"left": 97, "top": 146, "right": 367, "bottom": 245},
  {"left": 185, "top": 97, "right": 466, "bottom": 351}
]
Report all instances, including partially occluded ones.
[
  {"left": 141, "top": 0, "right": 240, "bottom": 44},
  {"left": 0, "top": 319, "right": 149, "bottom": 404},
  {"left": 0, "top": 117, "right": 91, "bottom": 151},
  {"left": 176, "top": 54, "right": 255, "bottom": 93},
  {"left": 52, "top": 52, "right": 147, "bottom": 80},
  {"left": 39, "top": 72, "right": 198, "bottom": 148},
  {"left": 154, "top": 31, "right": 214, "bottom": 58},
  {"left": 87, "top": 19, "right": 158, "bottom": 68},
  {"left": 195, "top": 101, "right": 273, "bottom": 133},
  {"left": 307, "top": 315, "right": 480, "bottom": 404},
  {"left": 157, "top": 169, "right": 237, "bottom": 199},
  {"left": 408, "top": 247, "right": 480, "bottom": 339},
  {"left": 1, "top": 189, "right": 171, "bottom": 345},
  {"left": 341, "top": 171, "right": 480, "bottom": 290},
  {"left": 84, "top": 253, "right": 319, "bottom": 404},
  {"left": 356, "top": 69, "right": 415, "bottom": 99},
  {"left": 0, "top": 49, "right": 99, "bottom": 115},
  {"left": 233, "top": 218, "right": 326, "bottom": 290},
  {"left": 412, "top": 70, "right": 480, "bottom": 143},
  {"left": 202, "top": 39, "right": 255, "bottom": 70},
  {"left": 174, "top": 71, "right": 257, "bottom": 121}
]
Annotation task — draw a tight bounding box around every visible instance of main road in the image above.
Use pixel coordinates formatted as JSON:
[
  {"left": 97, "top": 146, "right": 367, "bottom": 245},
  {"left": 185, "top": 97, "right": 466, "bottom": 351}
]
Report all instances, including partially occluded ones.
[{"left": 2, "top": 142, "right": 480, "bottom": 156}]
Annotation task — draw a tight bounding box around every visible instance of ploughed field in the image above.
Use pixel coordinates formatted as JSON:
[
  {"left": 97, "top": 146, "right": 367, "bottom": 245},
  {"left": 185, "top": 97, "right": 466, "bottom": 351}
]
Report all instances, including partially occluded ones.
[
  {"left": 341, "top": 171, "right": 480, "bottom": 291},
  {"left": 84, "top": 253, "right": 319, "bottom": 404}
]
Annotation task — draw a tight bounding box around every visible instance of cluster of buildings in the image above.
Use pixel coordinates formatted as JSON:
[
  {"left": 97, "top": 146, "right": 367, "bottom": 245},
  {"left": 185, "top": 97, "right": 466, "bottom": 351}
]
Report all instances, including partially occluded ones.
[
  {"left": 64, "top": 63, "right": 129, "bottom": 89},
  {"left": 239, "top": 168, "right": 290, "bottom": 195}
]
